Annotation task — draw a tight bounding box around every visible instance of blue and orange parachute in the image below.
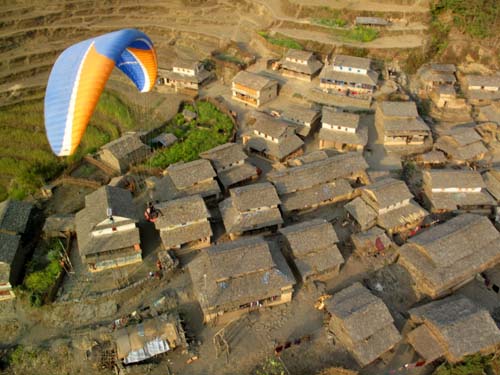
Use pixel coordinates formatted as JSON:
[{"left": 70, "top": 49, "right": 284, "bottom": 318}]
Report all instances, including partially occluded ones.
[{"left": 44, "top": 29, "right": 157, "bottom": 156}]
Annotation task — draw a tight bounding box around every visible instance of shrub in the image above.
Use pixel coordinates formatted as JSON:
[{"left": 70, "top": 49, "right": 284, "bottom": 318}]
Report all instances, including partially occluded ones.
[
  {"left": 433, "top": 354, "right": 492, "bottom": 375},
  {"left": 255, "top": 358, "right": 286, "bottom": 375},
  {"left": 257, "top": 31, "right": 303, "bottom": 50},
  {"left": 314, "top": 17, "right": 347, "bottom": 28},
  {"left": 345, "top": 26, "right": 379, "bottom": 42}
]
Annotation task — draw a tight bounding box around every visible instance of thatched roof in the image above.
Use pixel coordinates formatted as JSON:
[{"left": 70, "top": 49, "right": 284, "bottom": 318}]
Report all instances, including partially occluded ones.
[
  {"left": 188, "top": 236, "right": 295, "bottom": 310},
  {"left": 101, "top": 133, "right": 149, "bottom": 160},
  {"left": 325, "top": 282, "right": 401, "bottom": 366},
  {"left": 167, "top": 159, "right": 217, "bottom": 190},
  {"left": 332, "top": 55, "right": 371, "bottom": 70},
  {"left": 408, "top": 295, "right": 500, "bottom": 362},
  {"left": 0, "top": 199, "right": 33, "bottom": 235},
  {"left": 379, "top": 101, "right": 419, "bottom": 118},
  {"left": 233, "top": 71, "right": 277, "bottom": 91},
  {"left": 268, "top": 153, "right": 368, "bottom": 195},
  {"left": 230, "top": 182, "right": 280, "bottom": 212},
  {"left": 200, "top": 143, "right": 248, "bottom": 171},
  {"left": 361, "top": 178, "right": 414, "bottom": 210},
  {"left": 398, "top": 214, "right": 500, "bottom": 297},
  {"left": 322, "top": 107, "right": 360, "bottom": 129},
  {"left": 155, "top": 195, "right": 210, "bottom": 229},
  {"left": 280, "top": 179, "right": 353, "bottom": 213}
]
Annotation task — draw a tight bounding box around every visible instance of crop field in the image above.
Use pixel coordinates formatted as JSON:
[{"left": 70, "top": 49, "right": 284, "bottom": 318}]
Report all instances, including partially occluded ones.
[{"left": 0, "top": 91, "right": 137, "bottom": 200}]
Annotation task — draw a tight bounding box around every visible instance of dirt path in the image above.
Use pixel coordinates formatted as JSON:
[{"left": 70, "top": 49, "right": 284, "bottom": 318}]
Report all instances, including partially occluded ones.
[{"left": 288, "top": 0, "right": 430, "bottom": 13}]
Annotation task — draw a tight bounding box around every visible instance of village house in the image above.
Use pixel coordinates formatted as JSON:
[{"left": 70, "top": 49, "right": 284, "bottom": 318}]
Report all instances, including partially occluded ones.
[
  {"left": 319, "top": 107, "right": 368, "bottom": 152},
  {"left": 279, "top": 219, "right": 344, "bottom": 282},
  {"left": 478, "top": 100, "right": 500, "bottom": 125},
  {"left": 422, "top": 169, "right": 496, "bottom": 216},
  {"left": 344, "top": 197, "right": 377, "bottom": 231},
  {"left": 351, "top": 178, "right": 428, "bottom": 236},
  {"left": 200, "top": 143, "right": 258, "bottom": 190},
  {"left": 398, "top": 214, "right": 500, "bottom": 298},
  {"left": 231, "top": 70, "right": 278, "bottom": 107},
  {"left": 355, "top": 16, "right": 390, "bottom": 27},
  {"left": 154, "top": 195, "right": 212, "bottom": 251},
  {"left": 114, "top": 313, "right": 188, "bottom": 364},
  {"left": 414, "top": 150, "right": 447, "bottom": 168},
  {"left": 188, "top": 236, "right": 295, "bottom": 324},
  {"left": 483, "top": 169, "right": 500, "bottom": 205},
  {"left": 157, "top": 59, "right": 213, "bottom": 92},
  {"left": 220, "top": 182, "right": 283, "bottom": 239},
  {"left": 100, "top": 132, "right": 150, "bottom": 174},
  {"left": 465, "top": 74, "right": 500, "bottom": 105},
  {"left": 350, "top": 226, "right": 393, "bottom": 257},
  {"left": 243, "top": 114, "right": 304, "bottom": 162},
  {"left": 267, "top": 153, "right": 369, "bottom": 215},
  {"left": 325, "top": 282, "right": 402, "bottom": 367},
  {"left": 419, "top": 64, "right": 457, "bottom": 91},
  {"left": 150, "top": 133, "right": 178, "bottom": 149},
  {"left": 434, "top": 127, "right": 488, "bottom": 164},
  {"left": 407, "top": 295, "right": 500, "bottom": 363},
  {"left": 376, "top": 101, "right": 432, "bottom": 152},
  {"left": 0, "top": 199, "right": 33, "bottom": 301},
  {"left": 75, "top": 186, "right": 142, "bottom": 272},
  {"left": 319, "top": 55, "right": 378, "bottom": 97},
  {"left": 286, "top": 150, "right": 328, "bottom": 167},
  {"left": 278, "top": 105, "right": 321, "bottom": 138},
  {"left": 280, "top": 49, "right": 323, "bottom": 82},
  {"left": 151, "top": 159, "right": 221, "bottom": 202},
  {"left": 429, "top": 85, "right": 468, "bottom": 111},
  {"left": 42, "top": 214, "right": 75, "bottom": 239}
]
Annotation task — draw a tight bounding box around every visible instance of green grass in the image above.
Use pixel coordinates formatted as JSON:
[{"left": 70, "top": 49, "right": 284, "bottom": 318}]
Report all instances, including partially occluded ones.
[
  {"left": 0, "top": 90, "right": 136, "bottom": 200},
  {"left": 148, "top": 101, "right": 234, "bottom": 168},
  {"left": 214, "top": 53, "right": 245, "bottom": 65},
  {"left": 433, "top": 353, "right": 497, "bottom": 375},
  {"left": 257, "top": 31, "right": 303, "bottom": 50},
  {"left": 313, "top": 17, "right": 347, "bottom": 28},
  {"left": 344, "top": 26, "right": 379, "bottom": 42}
]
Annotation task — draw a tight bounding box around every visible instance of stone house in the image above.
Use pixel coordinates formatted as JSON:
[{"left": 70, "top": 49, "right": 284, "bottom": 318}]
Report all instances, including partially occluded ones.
[
  {"left": 419, "top": 64, "right": 457, "bottom": 91},
  {"left": 154, "top": 195, "right": 212, "bottom": 251},
  {"left": 465, "top": 74, "right": 500, "bottom": 105},
  {"left": 319, "top": 107, "right": 368, "bottom": 152},
  {"left": 280, "top": 49, "right": 323, "bottom": 81},
  {"left": 279, "top": 219, "right": 344, "bottom": 282},
  {"left": 157, "top": 59, "right": 213, "bottom": 92},
  {"left": 398, "top": 214, "right": 500, "bottom": 298},
  {"left": 151, "top": 159, "right": 221, "bottom": 202},
  {"left": 100, "top": 132, "right": 151, "bottom": 174},
  {"left": 0, "top": 199, "right": 33, "bottom": 301},
  {"left": 350, "top": 226, "right": 393, "bottom": 257},
  {"left": 231, "top": 71, "right": 278, "bottom": 107},
  {"left": 407, "top": 295, "right": 500, "bottom": 363},
  {"left": 434, "top": 127, "right": 488, "bottom": 165},
  {"left": 243, "top": 114, "right": 304, "bottom": 162},
  {"left": 200, "top": 143, "right": 258, "bottom": 190},
  {"left": 279, "top": 106, "right": 321, "bottom": 138},
  {"left": 376, "top": 101, "right": 432, "bottom": 152},
  {"left": 422, "top": 169, "right": 496, "bottom": 216},
  {"left": 188, "top": 236, "right": 295, "bottom": 324},
  {"left": 75, "top": 186, "right": 142, "bottom": 272},
  {"left": 325, "top": 282, "right": 401, "bottom": 367},
  {"left": 220, "top": 182, "right": 283, "bottom": 239},
  {"left": 267, "top": 153, "right": 369, "bottom": 215},
  {"left": 319, "top": 55, "right": 378, "bottom": 97}
]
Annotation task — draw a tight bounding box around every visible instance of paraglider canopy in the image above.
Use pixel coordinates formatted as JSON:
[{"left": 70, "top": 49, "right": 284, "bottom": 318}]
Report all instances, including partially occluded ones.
[{"left": 44, "top": 28, "right": 157, "bottom": 156}]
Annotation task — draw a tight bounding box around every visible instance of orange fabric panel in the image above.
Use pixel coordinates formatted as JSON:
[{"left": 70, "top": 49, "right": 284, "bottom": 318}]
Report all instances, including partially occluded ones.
[
  {"left": 71, "top": 44, "right": 115, "bottom": 155},
  {"left": 127, "top": 47, "right": 157, "bottom": 89}
]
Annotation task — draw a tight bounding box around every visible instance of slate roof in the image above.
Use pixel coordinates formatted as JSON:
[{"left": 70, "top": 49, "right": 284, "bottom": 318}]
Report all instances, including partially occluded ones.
[
  {"left": 377, "top": 200, "right": 428, "bottom": 231},
  {"left": 200, "top": 143, "right": 248, "bottom": 172},
  {"left": 101, "top": 133, "right": 149, "bottom": 159},
  {"left": 319, "top": 127, "right": 368, "bottom": 147},
  {"left": 398, "top": 214, "right": 500, "bottom": 297},
  {"left": 420, "top": 69, "right": 456, "bottom": 84},
  {"left": 407, "top": 324, "right": 445, "bottom": 363},
  {"left": 409, "top": 295, "right": 500, "bottom": 362},
  {"left": 280, "top": 179, "right": 353, "bottom": 212},
  {"left": 151, "top": 133, "right": 178, "bottom": 147},
  {"left": 280, "top": 106, "right": 320, "bottom": 126},
  {"left": 155, "top": 195, "right": 210, "bottom": 229},
  {"left": 0, "top": 232, "right": 21, "bottom": 266},
  {"left": 435, "top": 133, "right": 487, "bottom": 161},
  {"left": 247, "top": 133, "right": 304, "bottom": 161},
  {"left": 424, "top": 169, "right": 486, "bottom": 190},
  {"left": 167, "top": 159, "right": 217, "bottom": 190},
  {"left": 355, "top": 16, "right": 389, "bottom": 26},
  {"left": 344, "top": 197, "right": 377, "bottom": 229},
  {"left": 253, "top": 115, "right": 291, "bottom": 139},
  {"left": 230, "top": 182, "right": 280, "bottom": 212},
  {"left": 268, "top": 153, "right": 368, "bottom": 195},
  {"left": 429, "top": 64, "right": 456, "bottom": 72},
  {"left": 333, "top": 55, "right": 372, "bottom": 70},
  {"left": 416, "top": 150, "right": 447, "bottom": 164},
  {"left": 217, "top": 162, "right": 258, "bottom": 189},
  {"left": 479, "top": 103, "right": 500, "bottom": 124},
  {"left": 383, "top": 118, "right": 430, "bottom": 135},
  {"left": 0, "top": 199, "right": 32, "bottom": 234},
  {"left": 84, "top": 186, "right": 136, "bottom": 221},
  {"left": 351, "top": 226, "right": 392, "bottom": 253},
  {"left": 322, "top": 107, "right": 360, "bottom": 129},
  {"left": 483, "top": 170, "right": 500, "bottom": 201},
  {"left": 43, "top": 214, "right": 75, "bottom": 235},
  {"left": 325, "top": 282, "right": 401, "bottom": 366},
  {"left": 285, "top": 49, "right": 315, "bottom": 62},
  {"left": 158, "top": 220, "right": 212, "bottom": 249},
  {"left": 280, "top": 219, "right": 339, "bottom": 257},
  {"left": 288, "top": 150, "right": 328, "bottom": 166},
  {"left": 466, "top": 74, "right": 500, "bottom": 88},
  {"left": 320, "top": 69, "right": 379, "bottom": 86},
  {"left": 361, "top": 178, "right": 414, "bottom": 209},
  {"left": 379, "top": 101, "right": 419, "bottom": 118},
  {"left": 188, "top": 236, "right": 295, "bottom": 310},
  {"left": 233, "top": 71, "right": 277, "bottom": 91}
]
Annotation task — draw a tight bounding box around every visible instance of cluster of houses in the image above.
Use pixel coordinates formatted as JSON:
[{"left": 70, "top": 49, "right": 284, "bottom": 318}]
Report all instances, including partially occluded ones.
[{"left": 2, "top": 47, "right": 500, "bottom": 372}]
